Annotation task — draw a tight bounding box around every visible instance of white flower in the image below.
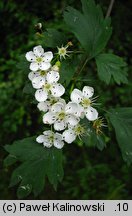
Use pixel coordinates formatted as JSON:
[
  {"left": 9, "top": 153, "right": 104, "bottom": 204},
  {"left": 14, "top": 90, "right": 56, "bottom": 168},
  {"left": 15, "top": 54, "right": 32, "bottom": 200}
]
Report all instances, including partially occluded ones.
[
  {"left": 25, "top": 45, "right": 53, "bottom": 71},
  {"left": 70, "top": 86, "right": 98, "bottom": 121},
  {"left": 43, "top": 101, "right": 80, "bottom": 131},
  {"left": 30, "top": 70, "right": 60, "bottom": 89},
  {"left": 35, "top": 71, "right": 65, "bottom": 102},
  {"left": 37, "top": 96, "right": 66, "bottom": 112},
  {"left": 63, "top": 124, "right": 85, "bottom": 144},
  {"left": 57, "top": 45, "right": 69, "bottom": 59},
  {"left": 57, "top": 42, "right": 73, "bottom": 59},
  {"left": 28, "top": 64, "right": 60, "bottom": 83},
  {"left": 36, "top": 130, "right": 64, "bottom": 149}
]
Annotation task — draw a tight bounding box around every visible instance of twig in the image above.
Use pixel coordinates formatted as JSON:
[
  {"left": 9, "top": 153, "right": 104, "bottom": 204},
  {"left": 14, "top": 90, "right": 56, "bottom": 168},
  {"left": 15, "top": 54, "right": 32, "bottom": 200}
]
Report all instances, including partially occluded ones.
[{"left": 106, "top": 0, "right": 115, "bottom": 18}]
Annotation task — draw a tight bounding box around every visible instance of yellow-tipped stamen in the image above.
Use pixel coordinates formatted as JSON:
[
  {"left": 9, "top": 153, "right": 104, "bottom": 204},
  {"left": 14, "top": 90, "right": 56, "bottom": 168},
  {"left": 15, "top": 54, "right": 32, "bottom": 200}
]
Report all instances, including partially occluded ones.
[{"left": 93, "top": 117, "right": 107, "bottom": 135}]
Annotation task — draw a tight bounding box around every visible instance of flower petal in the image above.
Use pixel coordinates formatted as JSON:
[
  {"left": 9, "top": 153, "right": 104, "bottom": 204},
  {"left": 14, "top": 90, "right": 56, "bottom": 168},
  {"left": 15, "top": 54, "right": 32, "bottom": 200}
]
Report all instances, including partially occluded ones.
[
  {"left": 65, "top": 102, "right": 80, "bottom": 116},
  {"left": 43, "top": 112, "right": 56, "bottom": 124},
  {"left": 85, "top": 106, "right": 98, "bottom": 121},
  {"left": 36, "top": 135, "right": 45, "bottom": 143},
  {"left": 66, "top": 114, "right": 79, "bottom": 126},
  {"left": 28, "top": 71, "right": 39, "bottom": 81},
  {"left": 30, "top": 62, "right": 39, "bottom": 71},
  {"left": 43, "top": 51, "right": 53, "bottom": 62},
  {"left": 51, "top": 83, "right": 65, "bottom": 97},
  {"left": 54, "top": 133, "right": 64, "bottom": 149},
  {"left": 46, "top": 71, "right": 60, "bottom": 84},
  {"left": 33, "top": 45, "right": 44, "bottom": 57},
  {"left": 37, "top": 101, "right": 50, "bottom": 112},
  {"left": 43, "top": 141, "right": 53, "bottom": 148},
  {"left": 39, "top": 62, "right": 51, "bottom": 70},
  {"left": 35, "top": 89, "right": 48, "bottom": 102},
  {"left": 58, "top": 98, "right": 66, "bottom": 106},
  {"left": 32, "top": 76, "right": 45, "bottom": 89},
  {"left": 25, "top": 51, "right": 36, "bottom": 62},
  {"left": 63, "top": 129, "right": 76, "bottom": 144},
  {"left": 76, "top": 104, "right": 84, "bottom": 118},
  {"left": 54, "top": 120, "right": 66, "bottom": 131},
  {"left": 70, "top": 89, "right": 83, "bottom": 103},
  {"left": 51, "top": 102, "right": 65, "bottom": 113},
  {"left": 43, "top": 130, "right": 54, "bottom": 136},
  {"left": 83, "top": 86, "right": 94, "bottom": 98}
]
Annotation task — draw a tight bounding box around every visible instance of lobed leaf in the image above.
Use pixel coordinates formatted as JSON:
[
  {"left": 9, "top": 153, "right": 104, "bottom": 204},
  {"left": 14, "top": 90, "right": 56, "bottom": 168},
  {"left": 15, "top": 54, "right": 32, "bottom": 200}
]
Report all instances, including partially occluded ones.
[
  {"left": 64, "top": 0, "right": 112, "bottom": 57},
  {"left": 108, "top": 108, "right": 132, "bottom": 165},
  {"left": 4, "top": 137, "right": 64, "bottom": 198},
  {"left": 96, "top": 53, "right": 128, "bottom": 84}
]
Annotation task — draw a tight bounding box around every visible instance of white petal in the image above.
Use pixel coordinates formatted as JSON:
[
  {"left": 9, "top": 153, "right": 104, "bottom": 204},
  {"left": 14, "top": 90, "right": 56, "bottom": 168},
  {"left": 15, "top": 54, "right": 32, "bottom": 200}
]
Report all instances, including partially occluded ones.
[
  {"left": 85, "top": 106, "right": 98, "bottom": 121},
  {"left": 65, "top": 102, "right": 80, "bottom": 116},
  {"left": 70, "top": 89, "right": 83, "bottom": 103},
  {"left": 58, "top": 98, "right": 66, "bottom": 106},
  {"left": 54, "top": 140, "right": 64, "bottom": 149},
  {"left": 83, "top": 86, "right": 94, "bottom": 98},
  {"left": 36, "top": 135, "right": 45, "bottom": 143},
  {"left": 54, "top": 133, "right": 64, "bottom": 149},
  {"left": 51, "top": 102, "right": 65, "bottom": 113},
  {"left": 43, "top": 130, "right": 54, "bottom": 137},
  {"left": 54, "top": 120, "right": 66, "bottom": 131},
  {"left": 77, "top": 104, "right": 85, "bottom": 118},
  {"left": 39, "top": 62, "right": 51, "bottom": 70},
  {"left": 63, "top": 129, "right": 76, "bottom": 144},
  {"left": 35, "top": 89, "right": 48, "bottom": 102},
  {"left": 43, "top": 141, "right": 53, "bottom": 148},
  {"left": 32, "top": 76, "right": 45, "bottom": 89},
  {"left": 43, "top": 51, "right": 53, "bottom": 62},
  {"left": 25, "top": 51, "right": 36, "bottom": 62},
  {"left": 28, "top": 71, "right": 39, "bottom": 81},
  {"left": 30, "top": 62, "right": 39, "bottom": 71},
  {"left": 37, "top": 101, "right": 50, "bottom": 112},
  {"left": 46, "top": 71, "right": 60, "bottom": 84},
  {"left": 43, "top": 112, "right": 56, "bottom": 124},
  {"left": 51, "top": 83, "right": 65, "bottom": 97},
  {"left": 66, "top": 114, "right": 79, "bottom": 126},
  {"left": 33, "top": 45, "right": 44, "bottom": 57}
]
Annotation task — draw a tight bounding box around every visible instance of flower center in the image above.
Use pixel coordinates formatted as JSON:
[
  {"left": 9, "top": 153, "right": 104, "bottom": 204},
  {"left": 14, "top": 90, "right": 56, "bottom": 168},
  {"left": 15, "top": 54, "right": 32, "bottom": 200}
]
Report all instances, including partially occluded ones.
[
  {"left": 81, "top": 98, "right": 91, "bottom": 108},
  {"left": 58, "top": 112, "right": 66, "bottom": 120},
  {"left": 40, "top": 70, "right": 46, "bottom": 76},
  {"left": 59, "top": 47, "right": 66, "bottom": 55},
  {"left": 93, "top": 118, "right": 105, "bottom": 135},
  {"left": 48, "top": 135, "right": 54, "bottom": 143},
  {"left": 74, "top": 125, "right": 85, "bottom": 136},
  {"left": 50, "top": 98, "right": 58, "bottom": 105},
  {"left": 36, "top": 57, "right": 43, "bottom": 63},
  {"left": 44, "top": 83, "right": 51, "bottom": 91}
]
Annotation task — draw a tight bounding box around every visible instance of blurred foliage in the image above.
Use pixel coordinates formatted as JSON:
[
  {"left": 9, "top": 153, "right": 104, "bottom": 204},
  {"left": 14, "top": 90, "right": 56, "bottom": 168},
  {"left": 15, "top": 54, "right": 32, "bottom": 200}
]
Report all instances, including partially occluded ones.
[{"left": 0, "top": 0, "right": 132, "bottom": 199}]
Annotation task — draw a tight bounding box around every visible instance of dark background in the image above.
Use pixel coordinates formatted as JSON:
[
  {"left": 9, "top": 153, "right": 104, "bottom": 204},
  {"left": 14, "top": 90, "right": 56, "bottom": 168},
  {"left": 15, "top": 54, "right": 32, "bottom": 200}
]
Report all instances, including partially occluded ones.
[{"left": 0, "top": 0, "right": 132, "bottom": 199}]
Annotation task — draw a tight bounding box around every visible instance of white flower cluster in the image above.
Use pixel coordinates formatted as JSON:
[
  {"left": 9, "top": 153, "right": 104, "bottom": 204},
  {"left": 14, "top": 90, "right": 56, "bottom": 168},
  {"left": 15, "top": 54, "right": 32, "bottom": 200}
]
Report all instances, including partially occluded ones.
[{"left": 25, "top": 45, "right": 99, "bottom": 149}]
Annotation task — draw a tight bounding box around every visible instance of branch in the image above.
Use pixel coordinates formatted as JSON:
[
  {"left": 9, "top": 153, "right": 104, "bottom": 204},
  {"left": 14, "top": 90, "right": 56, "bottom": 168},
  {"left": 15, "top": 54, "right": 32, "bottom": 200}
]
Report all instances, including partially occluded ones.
[{"left": 106, "top": 0, "right": 115, "bottom": 18}]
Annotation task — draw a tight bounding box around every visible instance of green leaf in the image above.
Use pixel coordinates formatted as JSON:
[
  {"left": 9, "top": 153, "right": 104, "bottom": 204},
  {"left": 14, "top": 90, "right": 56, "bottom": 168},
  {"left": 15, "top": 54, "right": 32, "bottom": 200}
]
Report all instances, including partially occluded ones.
[
  {"left": 4, "top": 155, "right": 17, "bottom": 167},
  {"left": 16, "top": 54, "right": 29, "bottom": 74},
  {"left": 60, "top": 57, "right": 78, "bottom": 86},
  {"left": 64, "top": 0, "right": 112, "bottom": 57},
  {"left": 81, "top": 118, "right": 106, "bottom": 151},
  {"left": 42, "top": 28, "right": 67, "bottom": 48},
  {"left": 4, "top": 137, "right": 64, "bottom": 198},
  {"left": 23, "top": 81, "right": 35, "bottom": 95},
  {"left": 96, "top": 53, "right": 128, "bottom": 84},
  {"left": 108, "top": 108, "right": 132, "bottom": 165}
]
